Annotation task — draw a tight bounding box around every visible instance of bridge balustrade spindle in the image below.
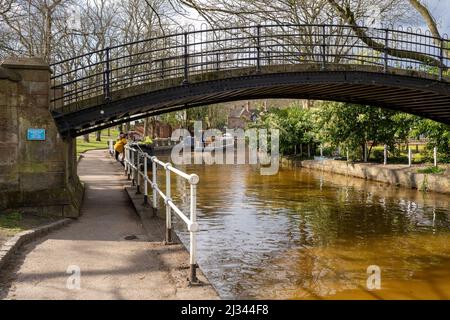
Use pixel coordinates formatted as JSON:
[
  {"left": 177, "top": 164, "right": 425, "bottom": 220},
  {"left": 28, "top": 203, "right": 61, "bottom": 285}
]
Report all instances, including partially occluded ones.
[
  {"left": 104, "top": 47, "right": 111, "bottom": 102},
  {"left": 183, "top": 32, "right": 189, "bottom": 84},
  {"left": 384, "top": 29, "right": 389, "bottom": 73}
]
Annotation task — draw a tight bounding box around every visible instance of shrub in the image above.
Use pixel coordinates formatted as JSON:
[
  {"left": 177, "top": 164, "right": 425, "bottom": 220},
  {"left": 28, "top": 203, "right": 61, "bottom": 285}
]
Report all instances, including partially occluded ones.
[{"left": 417, "top": 166, "right": 445, "bottom": 174}]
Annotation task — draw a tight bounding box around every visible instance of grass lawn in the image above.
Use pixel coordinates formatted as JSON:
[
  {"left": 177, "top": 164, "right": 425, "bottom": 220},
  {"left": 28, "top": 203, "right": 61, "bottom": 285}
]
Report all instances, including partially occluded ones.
[
  {"left": 370, "top": 144, "right": 429, "bottom": 164},
  {"left": 417, "top": 166, "right": 446, "bottom": 174},
  {"left": 76, "top": 129, "right": 119, "bottom": 157},
  {"left": 0, "top": 212, "right": 59, "bottom": 247}
]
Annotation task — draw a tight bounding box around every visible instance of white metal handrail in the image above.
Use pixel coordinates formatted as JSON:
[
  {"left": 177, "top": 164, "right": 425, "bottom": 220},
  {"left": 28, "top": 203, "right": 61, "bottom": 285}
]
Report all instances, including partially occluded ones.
[
  {"left": 108, "top": 139, "right": 114, "bottom": 155},
  {"left": 122, "top": 143, "right": 200, "bottom": 283}
]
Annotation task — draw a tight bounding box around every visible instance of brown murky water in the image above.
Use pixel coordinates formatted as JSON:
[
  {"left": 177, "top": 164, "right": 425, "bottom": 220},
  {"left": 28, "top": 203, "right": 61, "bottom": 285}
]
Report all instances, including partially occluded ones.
[{"left": 159, "top": 159, "right": 450, "bottom": 299}]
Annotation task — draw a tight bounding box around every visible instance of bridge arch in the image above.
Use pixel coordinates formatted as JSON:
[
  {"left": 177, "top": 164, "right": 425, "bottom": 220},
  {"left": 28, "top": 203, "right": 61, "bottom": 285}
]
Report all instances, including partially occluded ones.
[{"left": 49, "top": 24, "right": 450, "bottom": 137}]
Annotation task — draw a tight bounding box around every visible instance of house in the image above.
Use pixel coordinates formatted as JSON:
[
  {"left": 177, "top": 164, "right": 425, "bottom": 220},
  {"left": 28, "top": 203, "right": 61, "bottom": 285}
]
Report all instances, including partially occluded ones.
[
  {"left": 134, "top": 120, "right": 174, "bottom": 139},
  {"left": 227, "top": 101, "right": 258, "bottom": 129}
]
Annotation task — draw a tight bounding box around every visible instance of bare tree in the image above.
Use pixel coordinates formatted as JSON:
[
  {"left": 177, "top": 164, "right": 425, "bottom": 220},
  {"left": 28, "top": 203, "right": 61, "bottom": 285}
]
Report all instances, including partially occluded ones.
[
  {"left": 1, "top": 0, "right": 71, "bottom": 62},
  {"left": 117, "top": 0, "right": 173, "bottom": 134},
  {"left": 326, "top": 0, "right": 445, "bottom": 66},
  {"left": 408, "top": 0, "right": 440, "bottom": 37},
  {"left": 0, "top": 0, "right": 13, "bottom": 14},
  {"left": 175, "top": 0, "right": 447, "bottom": 67}
]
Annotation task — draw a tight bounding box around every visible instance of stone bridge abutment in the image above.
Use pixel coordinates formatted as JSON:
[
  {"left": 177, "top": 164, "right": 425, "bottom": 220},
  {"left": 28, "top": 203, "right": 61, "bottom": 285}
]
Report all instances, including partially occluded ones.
[{"left": 0, "top": 57, "right": 83, "bottom": 217}]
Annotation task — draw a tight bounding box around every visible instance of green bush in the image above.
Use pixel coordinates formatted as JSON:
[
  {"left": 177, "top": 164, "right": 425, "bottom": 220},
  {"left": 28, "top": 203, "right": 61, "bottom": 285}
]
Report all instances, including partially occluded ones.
[
  {"left": 142, "top": 136, "right": 153, "bottom": 145},
  {"left": 417, "top": 166, "right": 445, "bottom": 174},
  {"left": 372, "top": 149, "right": 384, "bottom": 162}
]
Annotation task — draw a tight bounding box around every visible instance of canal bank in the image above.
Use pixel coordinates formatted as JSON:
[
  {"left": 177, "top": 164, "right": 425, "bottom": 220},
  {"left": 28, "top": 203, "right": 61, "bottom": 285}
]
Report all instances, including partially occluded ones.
[
  {"left": 0, "top": 150, "right": 218, "bottom": 300},
  {"left": 282, "top": 158, "right": 450, "bottom": 194}
]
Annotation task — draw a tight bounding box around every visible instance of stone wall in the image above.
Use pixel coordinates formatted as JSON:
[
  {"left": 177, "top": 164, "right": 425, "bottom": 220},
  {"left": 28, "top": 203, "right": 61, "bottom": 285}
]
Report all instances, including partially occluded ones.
[
  {"left": 0, "top": 57, "right": 83, "bottom": 217},
  {"left": 284, "top": 158, "right": 450, "bottom": 195}
]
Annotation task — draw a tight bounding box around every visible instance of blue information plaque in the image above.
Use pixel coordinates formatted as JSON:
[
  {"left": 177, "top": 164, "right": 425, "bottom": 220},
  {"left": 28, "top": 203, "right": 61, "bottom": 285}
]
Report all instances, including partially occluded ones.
[{"left": 27, "top": 128, "right": 46, "bottom": 141}]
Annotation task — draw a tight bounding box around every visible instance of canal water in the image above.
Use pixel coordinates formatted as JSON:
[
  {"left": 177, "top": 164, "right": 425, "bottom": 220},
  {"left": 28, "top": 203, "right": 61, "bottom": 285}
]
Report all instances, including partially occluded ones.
[{"left": 158, "top": 158, "right": 450, "bottom": 299}]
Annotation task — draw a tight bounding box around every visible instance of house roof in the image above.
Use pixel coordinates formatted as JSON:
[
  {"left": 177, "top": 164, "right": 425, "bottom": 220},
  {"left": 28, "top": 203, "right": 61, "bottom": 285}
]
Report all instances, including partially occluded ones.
[{"left": 229, "top": 106, "right": 257, "bottom": 118}]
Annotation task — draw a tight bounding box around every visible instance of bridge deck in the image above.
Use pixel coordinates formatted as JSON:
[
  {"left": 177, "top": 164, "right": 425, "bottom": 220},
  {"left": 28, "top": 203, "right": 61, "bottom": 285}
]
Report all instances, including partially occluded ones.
[
  {"left": 51, "top": 64, "right": 450, "bottom": 137},
  {"left": 50, "top": 24, "right": 450, "bottom": 135},
  {"left": 54, "top": 63, "right": 448, "bottom": 115}
]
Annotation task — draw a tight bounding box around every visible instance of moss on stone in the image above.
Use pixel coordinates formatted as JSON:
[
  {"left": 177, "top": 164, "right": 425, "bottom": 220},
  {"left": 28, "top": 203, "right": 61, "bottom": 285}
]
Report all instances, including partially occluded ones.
[{"left": 20, "top": 162, "right": 49, "bottom": 173}]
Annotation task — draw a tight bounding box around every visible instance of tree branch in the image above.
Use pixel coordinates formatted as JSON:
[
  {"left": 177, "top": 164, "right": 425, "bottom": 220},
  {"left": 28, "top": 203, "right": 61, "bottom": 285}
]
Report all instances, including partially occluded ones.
[
  {"left": 144, "top": 0, "right": 166, "bottom": 37},
  {"left": 408, "top": 0, "right": 441, "bottom": 39},
  {"left": 0, "top": 0, "right": 12, "bottom": 14},
  {"left": 408, "top": 0, "right": 448, "bottom": 59},
  {"left": 327, "top": 0, "right": 445, "bottom": 69}
]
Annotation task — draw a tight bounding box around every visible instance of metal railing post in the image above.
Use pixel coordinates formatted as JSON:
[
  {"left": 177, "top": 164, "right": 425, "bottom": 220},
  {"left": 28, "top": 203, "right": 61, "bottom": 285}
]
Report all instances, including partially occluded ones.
[
  {"left": 384, "top": 29, "right": 389, "bottom": 73},
  {"left": 165, "top": 164, "right": 172, "bottom": 244},
  {"left": 321, "top": 25, "right": 326, "bottom": 70},
  {"left": 104, "top": 47, "right": 111, "bottom": 102},
  {"left": 131, "top": 149, "right": 135, "bottom": 186},
  {"left": 182, "top": 32, "right": 189, "bottom": 84},
  {"left": 126, "top": 147, "right": 131, "bottom": 179},
  {"left": 126, "top": 152, "right": 201, "bottom": 284},
  {"left": 408, "top": 146, "right": 412, "bottom": 167},
  {"left": 127, "top": 148, "right": 130, "bottom": 171},
  {"left": 152, "top": 157, "right": 158, "bottom": 210},
  {"left": 161, "top": 59, "right": 165, "bottom": 79},
  {"left": 439, "top": 38, "right": 444, "bottom": 81},
  {"left": 108, "top": 140, "right": 113, "bottom": 156},
  {"left": 143, "top": 154, "right": 149, "bottom": 205},
  {"left": 434, "top": 147, "right": 438, "bottom": 167},
  {"left": 216, "top": 53, "right": 220, "bottom": 72},
  {"left": 123, "top": 146, "right": 127, "bottom": 170},
  {"left": 136, "top": 150, "right": 141, "bottom": 194},
  {"left": 256, "top": 25, "right": 261, "bottom": 73},
  {"left": 189, "top": 174, "right": 199, "bottom": 284}
]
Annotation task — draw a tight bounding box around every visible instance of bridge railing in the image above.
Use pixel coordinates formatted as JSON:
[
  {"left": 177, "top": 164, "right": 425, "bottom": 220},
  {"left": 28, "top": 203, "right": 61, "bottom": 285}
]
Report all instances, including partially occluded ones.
[
  {"left": 123, "top": 143, "right": 200, "bottom": 283},
  {"left": 50, "top": 24, "right": 449, "bottom": 111}
]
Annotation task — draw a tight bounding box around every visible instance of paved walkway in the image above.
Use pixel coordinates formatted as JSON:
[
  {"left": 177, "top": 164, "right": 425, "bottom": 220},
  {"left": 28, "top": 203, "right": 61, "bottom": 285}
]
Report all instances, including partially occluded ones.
[{"left": 0, "top": 149, "right": 217, "bottom": 299}]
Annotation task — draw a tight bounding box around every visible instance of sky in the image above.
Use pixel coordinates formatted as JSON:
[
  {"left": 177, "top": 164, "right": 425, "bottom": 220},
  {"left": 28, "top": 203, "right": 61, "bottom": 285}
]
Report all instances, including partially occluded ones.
[
  {"left": 425, "top": 0, "right": 450, "bottom": 35},
  {"left": 180, "top": 1, "right": 450, "bottom": 36}
]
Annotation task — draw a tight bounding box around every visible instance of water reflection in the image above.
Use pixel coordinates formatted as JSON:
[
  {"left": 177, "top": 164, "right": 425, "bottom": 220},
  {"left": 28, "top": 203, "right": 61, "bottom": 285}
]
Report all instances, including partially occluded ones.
[{"left": 157, "top": 158, "right": 450, "bottom": 299}]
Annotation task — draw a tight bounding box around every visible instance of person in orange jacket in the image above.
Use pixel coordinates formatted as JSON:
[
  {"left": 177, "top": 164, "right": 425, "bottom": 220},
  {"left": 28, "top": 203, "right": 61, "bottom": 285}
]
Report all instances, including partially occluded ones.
[{"left": 114, "top": 133, "right": 127, "bottom": 162}]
